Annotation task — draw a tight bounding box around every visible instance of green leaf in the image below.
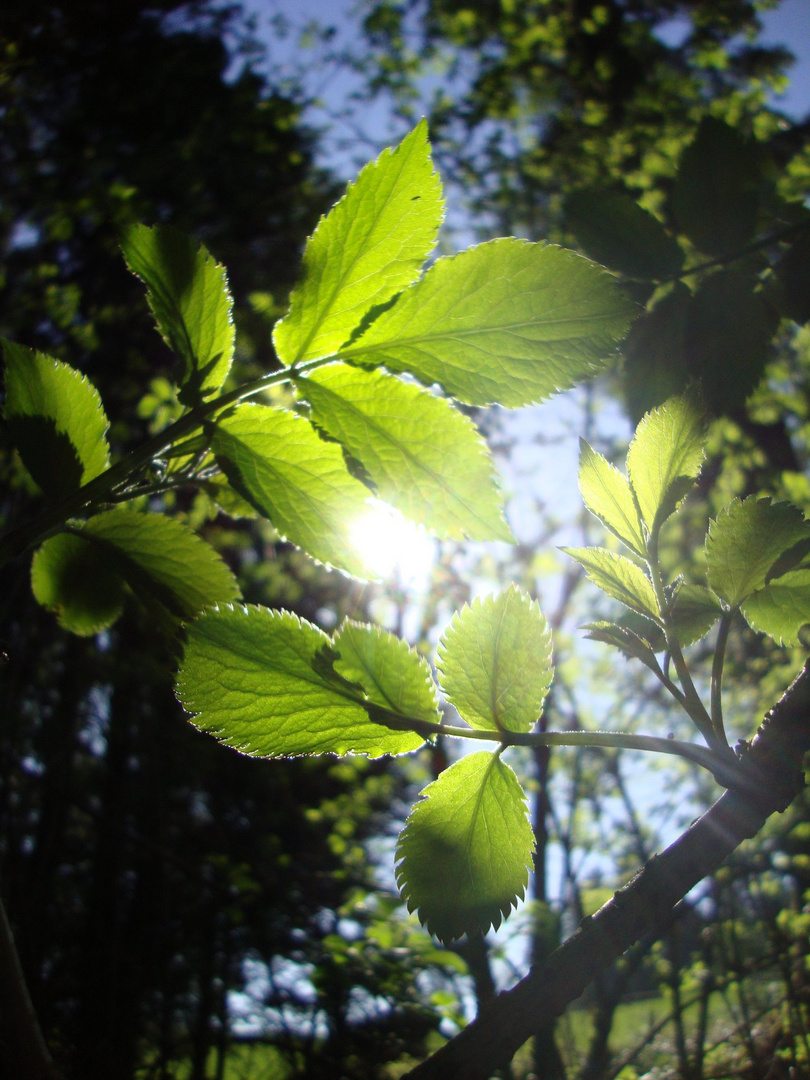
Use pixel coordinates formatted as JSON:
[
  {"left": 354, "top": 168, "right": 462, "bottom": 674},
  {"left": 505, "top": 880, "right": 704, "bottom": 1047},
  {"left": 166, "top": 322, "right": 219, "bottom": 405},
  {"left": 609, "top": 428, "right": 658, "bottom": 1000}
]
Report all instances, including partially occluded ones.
[
  {"left": 298, "top": 363, "right": 511, "bottom": 541},
  {"left": 670, "top": 118, "right": 761, "bottom": 256},
  {"left": 706, "top": 497, "right": 810, "bottom": 608},
  {"left": 578, "top": 440, "right": 645, "bottom": 556},
  {"left": 436, "top": 586, "right": 552, "bottom": 733},
  {"left": 212, "top": 404, "right": 374, "bottom": 578},
  {"left": 668, "top": 585, "right": 723, "bottom": 647},
  {"left": 583, "top": 621, "right": 661, "bottom": 669},
  {"left": 31, "top": 533, "right": 126, "bottom": 636},
  {"left": 176, "top": 605, "right": 424, "bottom": 757},
  {"left": 684, "top": 271, "right": 777, "bottom": 414},
  {"left": 621, "top": 284, "right": 691, "bottom": 422},
  {"left": 3, "top": 341, "right": 110, "bottom": 494},
  {"left": 122, "top": 224, "right": 234, "bottom": 404},
  {"left": 80, "top": 509, "right": 241, "bottom": 617},
  {"left": 332, "top": 621, "right": 440, "bottom": 724},
  {"left": 395, "top": 751, "right": 534, "bottom": 942},
  {"left": 342, "top": 240, "right": 634, "bottom": 407},
  {"left": 562, "top": 547, "right": 659, "bottom": 620},
  {"left": 31, "top": 509, "right": 240, "bottom": 633},
  {"left": 774, "top": 229, "right": 810, "bottom": 324},
  {"left": 564, "top": 188, "right": 683, "bottom": 280},
  {"left": 626, "top": 396, "right": 705, "bottom": 535},
  {"left": 741, "top": 570, "right": 810, "bottom": 645},
  {"left": 273, "top": 121, "right": 444, "bottom": 365}
]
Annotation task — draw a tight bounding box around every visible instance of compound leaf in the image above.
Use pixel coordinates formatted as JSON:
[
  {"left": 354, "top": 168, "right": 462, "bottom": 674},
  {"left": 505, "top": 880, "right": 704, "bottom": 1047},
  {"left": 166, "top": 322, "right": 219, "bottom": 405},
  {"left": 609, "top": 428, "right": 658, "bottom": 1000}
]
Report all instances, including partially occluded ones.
[
  {"left": 562, "top": 547, "right": 659, "bottom": 620},
  {"left": 177, "top": 605, "right": 423, "bottom": 757},
  {"left": 273, "top": 120, "right": 443, "bottom": 365},
  {"left": 3, "top": 341, "right": 109, "bottom": 494},
  {"left": 298, "top": 363, "right": 511, "bottom": 541},
  {"left": 123, "top": 224, "right": 234, "bottom": 404},
  {"left": 332, "top": 621, "right": 440, "bottom": 727},
  {"left": 578, "top": 439, "right": 645, "bottom": 556},
  {"left": 437, "top": 585, "right": 552, "bottom": 732},
  {"left": 396, "top": 751, "right": 534, "bottom": 942},
  {"left": 342, "top": 240, "right": 634, "bottom": 407},
  {"left": 706, "top": 497, "right": 810, "bottom": 608},
  {"left": 626, "top": 396, "right": 705, "bottom": 535},
  {"left": 212, "top": 404, "right": 373, "bottom": 578}
]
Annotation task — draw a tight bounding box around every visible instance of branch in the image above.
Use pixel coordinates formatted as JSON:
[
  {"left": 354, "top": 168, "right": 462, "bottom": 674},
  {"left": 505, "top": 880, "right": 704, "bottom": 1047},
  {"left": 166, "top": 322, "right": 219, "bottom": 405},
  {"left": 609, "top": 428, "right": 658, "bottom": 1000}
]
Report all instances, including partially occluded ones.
[{"left": 403, "top": 661, "right": 810, "bottom": 1080}]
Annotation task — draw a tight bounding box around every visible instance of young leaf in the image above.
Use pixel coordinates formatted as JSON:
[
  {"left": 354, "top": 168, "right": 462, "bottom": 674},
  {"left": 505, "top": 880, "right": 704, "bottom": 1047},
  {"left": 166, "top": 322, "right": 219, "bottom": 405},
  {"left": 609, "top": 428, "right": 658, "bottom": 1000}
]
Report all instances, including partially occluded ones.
[
  {"left": 342, "top": 240, "right": 635, "bottom": 407},
  {"left": 298, "top": 364, "right": 511, "bottom": 541},
  {"left": 578, "top": 440, "right": 645, "bottom": 556},
  {"left": 741, "top": 569, "right": 810, "bottom": 645},
  {"left": 670, "top": 118, "right": 761, "bottom": 256},
  {"left": 395, "top": 751, "right": 534, "bottom": 942},
  {"left": 177, "top": 605, "right": 425, "bottom": 757},
  {"left": 436, "top": 586, "right": 552, "bottom": 732},
  {"left": 564, "top": 188, "right": 683, "bottom": 280},
  {"left": 31, "top": 533, "right": 126, "bottom": 636},
  {"left": 3, "top": 341, "right": 110, "bottom": 494},
  {"left": 668, "top": 585, "right": 723, "bottom": 647},
  {"left": 273, "top": 120, "right": 444, "bottom": 365},
  {"left": 625, "top": 396, "right": 705, "bottom": 535},
  {"left": 31, "top": 509, "right": 240, "bottom": 633},
  {"left": 212, "top": 404, "right": 374, "bottom": 578},
  {"left": 562, "top": 547, "right": 659, "bottom": 620},
  {"left": 706, "top": 497, "right": 810, "bottom": 608},
  {"left": 583, "top": 621, "right": 661, "bottom": 670},
  {"left": 122, "top": 224, "right": 234, "bottom": 404},
  {"left": 332, "top": 621, "right": 440, "bottom": 724}
]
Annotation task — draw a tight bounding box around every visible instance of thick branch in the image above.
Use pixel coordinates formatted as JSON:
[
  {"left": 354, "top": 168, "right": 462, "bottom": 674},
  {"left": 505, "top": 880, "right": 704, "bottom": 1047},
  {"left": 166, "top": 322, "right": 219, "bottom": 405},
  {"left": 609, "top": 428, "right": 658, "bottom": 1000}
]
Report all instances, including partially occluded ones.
[{"left": 404, "top": 661, "right": 810, "bottom": 1080}]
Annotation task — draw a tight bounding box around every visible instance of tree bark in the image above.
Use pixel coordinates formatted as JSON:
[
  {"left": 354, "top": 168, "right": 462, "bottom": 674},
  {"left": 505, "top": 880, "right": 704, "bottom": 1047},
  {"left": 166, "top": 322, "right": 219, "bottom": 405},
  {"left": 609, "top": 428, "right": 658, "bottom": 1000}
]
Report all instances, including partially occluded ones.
[{"left": 404, "top": 661, "right": 810, "bottom": 1080}]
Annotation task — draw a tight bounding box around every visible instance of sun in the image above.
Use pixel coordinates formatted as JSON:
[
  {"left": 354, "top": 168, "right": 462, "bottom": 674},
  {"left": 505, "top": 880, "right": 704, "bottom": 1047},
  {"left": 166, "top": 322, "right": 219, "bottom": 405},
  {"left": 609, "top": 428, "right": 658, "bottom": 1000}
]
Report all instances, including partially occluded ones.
[{"left": 349, "top": 500, "right": 435, "bottom": 585}]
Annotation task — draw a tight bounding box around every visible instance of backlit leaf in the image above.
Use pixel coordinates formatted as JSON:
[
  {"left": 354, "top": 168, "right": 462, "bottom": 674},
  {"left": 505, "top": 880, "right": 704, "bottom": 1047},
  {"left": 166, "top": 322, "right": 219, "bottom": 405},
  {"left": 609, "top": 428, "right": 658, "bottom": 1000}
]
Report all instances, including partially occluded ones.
[
  {"left": 122, "top": 224, "right": 234, "bottom": 404},
  {"left": 273, "top": 120, "right": 443, "bottom": 365},
  {"left": 669, "top": 584, "right": 723, "bottom": 646},
  {"left": 298, "top": 364, "right": 511, "bottom": 541},
  {"left": 332, "top": 621, "right": 440, "bottom": 725},
  {"left": 626, "top": 396, "right": 705, "bottom": 535},
  {"left": 437, "top": 586, "right": 552, "bottom": 732},
  {"left": 562, "top": 547, "right": 659, "bottom": 619},
  {"left": 31, "top": 509, "right": 239, "bottom": 632},
  {"left": 578, "top": 440, "right": 645, "bottom": 556},
  {"left": 342, "top": 240, "right": 634, "bottom": 407},
  {"left": 3, "top": 341, "right": 109, "bottom": 494},
  {"left": 177, "top": 605, "right": 424, "bottom": 757},
  {"left": 396, "top": 751, "right": 534, "bottom": 942},
  {"left": 212, "top": 404, "right": 373, "bottom": 577},
  {"left": 706, "top": 497, "right": 810, "bottom": 608},
  {"left": 584, "top": 621, "right": 661, "bottom": 669},
  {"left": 31, "top": 533, "right": 125, "bottom": 636},
  {"left": 741, "top": 570, "right": 810, "bottom": 645}
]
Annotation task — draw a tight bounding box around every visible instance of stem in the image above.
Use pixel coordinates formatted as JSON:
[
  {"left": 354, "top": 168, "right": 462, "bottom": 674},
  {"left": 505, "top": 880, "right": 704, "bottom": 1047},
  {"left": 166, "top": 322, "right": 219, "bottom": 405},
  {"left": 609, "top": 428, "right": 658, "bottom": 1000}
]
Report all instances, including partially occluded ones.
[
  {"left": 711, "top": 611, "right": 734, "bottom": 738},
  {"left": 0, "top": 356, "right": 334, "bottom": 570},
  {"left": 652, "top": 217, "right": 810, "bottom": 285},
  {"left": 375, "top": 711, "right": 738, "bottom": 784},
  {"left": 645, "top": 531, "right": 723, "bottom": 752}
]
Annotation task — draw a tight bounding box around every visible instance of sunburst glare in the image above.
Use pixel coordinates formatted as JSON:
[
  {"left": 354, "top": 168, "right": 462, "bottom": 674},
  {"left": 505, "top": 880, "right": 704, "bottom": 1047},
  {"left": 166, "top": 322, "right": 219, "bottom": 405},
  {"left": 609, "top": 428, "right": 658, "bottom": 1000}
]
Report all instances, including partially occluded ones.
[{"left": 350, "top": 500, "right": 436, "bottom": 586}]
